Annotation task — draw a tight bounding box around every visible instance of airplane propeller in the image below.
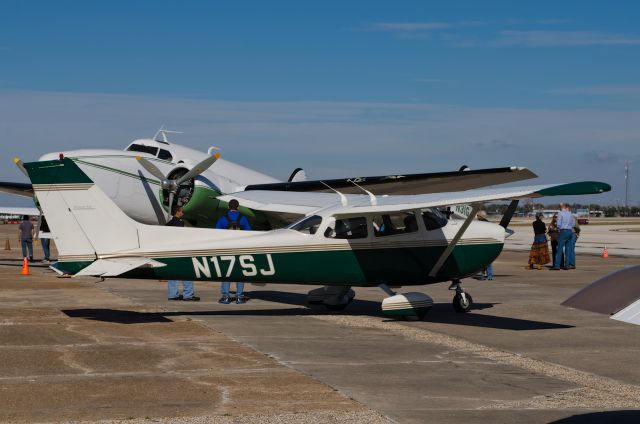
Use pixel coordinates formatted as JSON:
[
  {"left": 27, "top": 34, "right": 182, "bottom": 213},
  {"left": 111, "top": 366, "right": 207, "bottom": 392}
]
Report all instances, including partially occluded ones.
[
  {"left": 13, "top": 157, "right": 28, "bottom": 177},
  {"left": 135, "top": 153, "right": 221, "bottom": 215}
]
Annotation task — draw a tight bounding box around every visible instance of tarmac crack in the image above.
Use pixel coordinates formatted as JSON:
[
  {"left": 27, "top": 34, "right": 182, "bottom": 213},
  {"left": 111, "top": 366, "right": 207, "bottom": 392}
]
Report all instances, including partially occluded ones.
[{"left": 312, "top": 315, "right": 640, "bottom": 409}]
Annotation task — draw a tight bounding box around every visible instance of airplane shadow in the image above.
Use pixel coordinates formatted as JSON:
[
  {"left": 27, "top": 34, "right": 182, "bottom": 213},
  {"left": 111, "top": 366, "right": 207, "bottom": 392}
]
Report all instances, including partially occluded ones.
[
  {"left": 61, "top": 290, "right": 573, "bottom": 330},
  {"left": 549, "top": 410, "right": 640, "bottom": 423}
]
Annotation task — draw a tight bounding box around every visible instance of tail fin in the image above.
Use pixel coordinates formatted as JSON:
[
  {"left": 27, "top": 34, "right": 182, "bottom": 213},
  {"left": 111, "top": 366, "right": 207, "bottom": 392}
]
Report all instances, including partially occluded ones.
[{"left": 24, "top": 158, "right": 141, "bottom": 264}]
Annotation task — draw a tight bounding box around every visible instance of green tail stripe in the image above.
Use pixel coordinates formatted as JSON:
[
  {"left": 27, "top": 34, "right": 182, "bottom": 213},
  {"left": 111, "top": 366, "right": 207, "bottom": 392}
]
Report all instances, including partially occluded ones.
[{"left": 25, "top": 158, "right": 92, "bottom": 185}]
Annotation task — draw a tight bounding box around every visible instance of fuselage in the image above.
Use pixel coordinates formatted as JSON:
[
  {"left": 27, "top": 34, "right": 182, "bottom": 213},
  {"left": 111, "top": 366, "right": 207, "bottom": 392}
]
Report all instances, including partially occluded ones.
[{"left": 39, "top": 139, "right": 280, "bottom": 227}]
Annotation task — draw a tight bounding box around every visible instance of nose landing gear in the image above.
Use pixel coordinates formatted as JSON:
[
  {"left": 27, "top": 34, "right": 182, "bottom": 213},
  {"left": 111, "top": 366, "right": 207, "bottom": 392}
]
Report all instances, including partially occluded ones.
[{"left": 449, "top": 279, "right": 473, "bottom": 313}]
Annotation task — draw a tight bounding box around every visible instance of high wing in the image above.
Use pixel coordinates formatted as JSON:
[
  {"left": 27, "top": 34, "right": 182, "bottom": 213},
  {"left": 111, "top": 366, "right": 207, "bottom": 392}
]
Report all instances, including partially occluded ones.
[
  {"left": 244, "top": 166, "right": 537, "bottom": 195},
  {"left": 219, "top": 181, "right": 612, "bottom": 216},
  {"left": 0, "top": 182, "right": 34, "bottom": 197},
  {"left": 0, "top": 206, "right": 40, "bottom": 216}
]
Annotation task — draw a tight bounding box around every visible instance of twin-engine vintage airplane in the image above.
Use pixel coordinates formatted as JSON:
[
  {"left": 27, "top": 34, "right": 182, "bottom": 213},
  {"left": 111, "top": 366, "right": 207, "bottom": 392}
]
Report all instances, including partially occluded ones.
[
  {"left": 24, "top": 157, "right": 610, "bottom": 319},
  {"left": 2, "top": 130, "right": 541, "bottom": 229}
]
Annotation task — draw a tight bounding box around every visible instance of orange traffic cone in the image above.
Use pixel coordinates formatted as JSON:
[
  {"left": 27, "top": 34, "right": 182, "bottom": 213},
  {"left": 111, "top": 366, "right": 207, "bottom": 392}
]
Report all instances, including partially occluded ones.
[
  {"left": 602, "top": 245, "right": 609, "bottom": 258},
  {"left": 20, "top": 257, "right": 29, "bottom": 275}
]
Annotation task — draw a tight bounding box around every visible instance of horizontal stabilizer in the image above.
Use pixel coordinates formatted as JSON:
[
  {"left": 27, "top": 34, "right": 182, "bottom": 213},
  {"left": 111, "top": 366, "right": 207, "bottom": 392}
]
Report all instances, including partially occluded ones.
[
  {"left": 74, "top": 257, "right": 166, "bottom": 277},
  {"left": 0, "top": 182, "right": 34, "bottom": 197}
]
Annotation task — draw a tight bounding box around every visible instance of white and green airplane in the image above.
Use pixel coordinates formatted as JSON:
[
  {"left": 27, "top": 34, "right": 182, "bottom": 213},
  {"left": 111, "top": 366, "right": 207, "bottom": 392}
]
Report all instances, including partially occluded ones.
[
  {"left": 3, "top": 130, "right": 540, "bottom": 230},
  {"left": 23, "top": 157, "right": 609, "bottom": 319}
]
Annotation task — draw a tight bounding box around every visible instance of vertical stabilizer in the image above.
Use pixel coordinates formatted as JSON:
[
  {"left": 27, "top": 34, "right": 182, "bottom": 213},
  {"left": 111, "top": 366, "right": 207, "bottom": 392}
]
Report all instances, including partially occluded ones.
[{"left": 25, "top": 159, "right": 141, "bottom": 262}]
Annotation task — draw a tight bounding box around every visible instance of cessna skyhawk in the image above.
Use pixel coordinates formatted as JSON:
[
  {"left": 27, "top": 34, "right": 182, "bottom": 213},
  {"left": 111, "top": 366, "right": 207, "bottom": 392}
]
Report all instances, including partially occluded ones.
[
  {"left": 2, "top": 129, "right": 538, "bottom": 229},
  {"left": 23, "top": 157, "right": 609, "bottom": 319}
]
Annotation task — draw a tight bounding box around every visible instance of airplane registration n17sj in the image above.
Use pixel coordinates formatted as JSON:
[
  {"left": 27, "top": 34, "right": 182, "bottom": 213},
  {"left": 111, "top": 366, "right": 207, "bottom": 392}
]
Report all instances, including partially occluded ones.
[{"left": 25, "top": 158, "right": 610, "bottom": 320}]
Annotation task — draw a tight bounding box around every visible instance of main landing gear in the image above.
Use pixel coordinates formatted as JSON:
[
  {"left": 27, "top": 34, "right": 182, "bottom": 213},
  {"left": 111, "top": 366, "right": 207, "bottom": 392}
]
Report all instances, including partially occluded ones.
[
  {"left": 449, "top": 279, "right": 473, "bottom": 313},
  {"left": 307, "top": 286, "right": 355, "bottom": 311},
  {"left": 379, "top": 284, "right": 433, "bottom": 320}
]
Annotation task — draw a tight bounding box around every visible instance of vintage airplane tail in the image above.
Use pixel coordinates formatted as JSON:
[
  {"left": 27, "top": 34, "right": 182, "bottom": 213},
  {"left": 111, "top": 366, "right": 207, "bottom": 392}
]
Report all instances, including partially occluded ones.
[{"left": 24, "top": 158, "right": 144, "bottom": 272}]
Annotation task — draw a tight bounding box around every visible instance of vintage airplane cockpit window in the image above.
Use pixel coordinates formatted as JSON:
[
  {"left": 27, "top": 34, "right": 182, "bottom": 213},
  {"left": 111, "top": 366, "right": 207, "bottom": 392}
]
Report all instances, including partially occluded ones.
[
  {"left": 422, "top": 208, "right": 448, "bottom": 230},
  {"left": 289, "top": 215, "right": 323, "bottom": 235},
  {"left": 372, "top": 212, "right": 418, "bottom": 237},
  {"left": 126, "top": 144, "right": 159, "bottom": 156},
  {"left": 326, "top": 217, "right": 368, "bottom": 239},
  {"left": 157, "top": 149, "right": 173, "bottom": 161}
]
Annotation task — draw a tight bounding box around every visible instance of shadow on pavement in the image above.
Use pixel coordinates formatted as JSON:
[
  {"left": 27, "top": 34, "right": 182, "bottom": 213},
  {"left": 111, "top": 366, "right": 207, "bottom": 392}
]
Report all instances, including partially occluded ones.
[{"left": 550, "top": 410, "right": 640, "bottom": 423}]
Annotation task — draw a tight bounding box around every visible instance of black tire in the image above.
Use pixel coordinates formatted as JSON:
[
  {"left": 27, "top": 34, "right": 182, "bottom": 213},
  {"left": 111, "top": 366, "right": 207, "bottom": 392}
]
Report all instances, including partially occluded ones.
[{"left": 452, "top": 292, "right": 473, "bottom": 313}]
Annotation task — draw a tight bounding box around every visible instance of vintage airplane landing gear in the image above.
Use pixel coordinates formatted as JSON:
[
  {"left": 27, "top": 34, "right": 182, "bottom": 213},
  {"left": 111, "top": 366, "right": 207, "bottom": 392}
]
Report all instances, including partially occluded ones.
[
  {"left": 307, "top": 286, "right": 355, "bottom": 311},
  {"left": 449, "top": 279, "right": 473, "bottom": 313}
]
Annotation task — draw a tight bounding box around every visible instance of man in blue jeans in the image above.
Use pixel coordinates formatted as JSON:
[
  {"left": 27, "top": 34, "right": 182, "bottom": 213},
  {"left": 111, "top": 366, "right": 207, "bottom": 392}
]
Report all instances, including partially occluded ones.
[
  {"left": 551, "top": 203, "right": 575, "bottom": 271},
  {"left": 166, "top": 207, "right": 199, "bottom": 301},
  {"left": 18, "top": 215, "right": 34, "bottom": 262},
  {"left": 216, "top": 199, "right": 251, "bottom": 304}
]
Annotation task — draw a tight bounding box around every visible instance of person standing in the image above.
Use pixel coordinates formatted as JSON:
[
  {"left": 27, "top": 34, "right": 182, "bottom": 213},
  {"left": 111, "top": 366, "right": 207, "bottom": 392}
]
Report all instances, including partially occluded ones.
[
  {"left": 166, "top": 207, "right": 199, "bottom": 301},
  {"left": 18, "top": 215, "right": 34, "bottom": 262},
  {"left": 527, "top": 212, "right": 550, "bottom": 269},
  {"left": 39, "top": 216, "right": 51, "bottom": 263},
  {"left": 547, "top": 213, "right": 561, "bottom": 268},
  {"left": 216, "top": 199, "right": 251, "bottom": 304},
  {"left": 551, "top": 203, "right": 575, "bottom": 271},
  {"left": 476, "top": 210, "right": 493, "bottom": 280},
  {"left": 568, "top": 215, "right": 581, "bottom": 269}
]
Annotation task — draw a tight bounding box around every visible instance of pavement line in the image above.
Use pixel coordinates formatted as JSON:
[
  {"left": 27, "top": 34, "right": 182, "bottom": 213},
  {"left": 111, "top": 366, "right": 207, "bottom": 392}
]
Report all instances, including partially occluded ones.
[{"left": 312, "top": 315, "right": 640, "bottom": 409}]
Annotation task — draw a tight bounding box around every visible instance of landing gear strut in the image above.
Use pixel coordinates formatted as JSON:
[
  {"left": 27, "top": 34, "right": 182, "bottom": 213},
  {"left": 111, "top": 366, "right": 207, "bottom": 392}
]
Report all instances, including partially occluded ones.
[{"left": 449, "top": 279, "right": 473, "bottom": 313}]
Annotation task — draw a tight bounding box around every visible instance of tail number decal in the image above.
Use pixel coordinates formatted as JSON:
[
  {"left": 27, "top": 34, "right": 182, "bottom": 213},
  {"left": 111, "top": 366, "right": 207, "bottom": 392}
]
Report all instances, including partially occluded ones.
[{"left": 193, "top": 254, "right": 275, "bottom": 278}]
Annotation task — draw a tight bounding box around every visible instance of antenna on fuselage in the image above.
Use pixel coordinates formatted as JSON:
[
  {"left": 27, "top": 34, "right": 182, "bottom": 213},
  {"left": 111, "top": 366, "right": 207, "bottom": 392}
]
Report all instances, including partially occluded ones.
[
  {"left": 348, "top": 179, "right": 377, "bottom": 206},
  {"left": 320, "top": 181, "right": 348, "bottom": 206},
  {"left": 154, "top": 125, "right": 183, "bottom": 144}
]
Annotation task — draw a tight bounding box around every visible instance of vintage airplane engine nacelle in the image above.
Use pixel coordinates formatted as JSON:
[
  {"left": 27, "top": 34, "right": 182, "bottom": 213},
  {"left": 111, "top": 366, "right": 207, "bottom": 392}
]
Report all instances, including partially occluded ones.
[{"left": 162, "top": 165, "right": 195, "bottom": 208}]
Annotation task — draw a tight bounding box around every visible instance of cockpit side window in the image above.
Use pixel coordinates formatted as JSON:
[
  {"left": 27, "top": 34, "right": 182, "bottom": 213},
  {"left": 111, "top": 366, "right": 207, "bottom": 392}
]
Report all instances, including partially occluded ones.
[
  {"left": 157, "top": 149, "right": 173, "bottom": 161},
  {"left": 289, "top": 215, "right": 323, "bottom": 235},
  {"left": 127, "top": 144, "right": 159, "bottom": 156},
  {"left": 328, "top": 217, "right": 368, "bottom": 239},
  {"left": 422, "top": 208, "right": 448, "bottom": 230},
  {"left": 373, "top": 212, "right": 418, "bottom": 237}
]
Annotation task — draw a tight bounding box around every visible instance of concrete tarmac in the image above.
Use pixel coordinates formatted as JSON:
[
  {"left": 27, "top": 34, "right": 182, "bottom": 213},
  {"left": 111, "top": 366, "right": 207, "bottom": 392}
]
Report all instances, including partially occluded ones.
[{"left": 1, "top": 223, "right": 639, "bottom": 423}]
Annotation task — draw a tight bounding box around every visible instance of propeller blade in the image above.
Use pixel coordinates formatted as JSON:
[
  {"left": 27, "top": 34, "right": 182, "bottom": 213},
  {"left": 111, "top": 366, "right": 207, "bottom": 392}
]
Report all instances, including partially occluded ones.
[
  {"left": 168, "top": 191, "right": 175, "bottom": 215},
  {"left": 13, "top": 157, "right": 28, "bottom": 177},
  {"left": 135, "top": 156, "right": 166, "bottom": 181},
  {"left": 175, "top": 153, "right": 220, "bottom": 185}
]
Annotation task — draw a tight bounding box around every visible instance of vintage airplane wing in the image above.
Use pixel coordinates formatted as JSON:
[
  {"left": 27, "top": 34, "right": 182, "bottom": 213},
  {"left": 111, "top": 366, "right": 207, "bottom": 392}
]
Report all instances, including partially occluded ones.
[
  {"left": 0, "top": 182, "right": 34, "bottom": 198},
  {"left": 562, "top": 265, "right": 640, "bottom": 326},
  {"left": 243, "top": 166, "right": 537, "bottom": 195},
  {"left": 0, "top": 206, "right": 40, "bottom": 216},
  {"left": 74, "top": 257, "right": 167, "bottom": 277},
  {"left": 220, "top": 181, "right": 611, "bottom": 215}
]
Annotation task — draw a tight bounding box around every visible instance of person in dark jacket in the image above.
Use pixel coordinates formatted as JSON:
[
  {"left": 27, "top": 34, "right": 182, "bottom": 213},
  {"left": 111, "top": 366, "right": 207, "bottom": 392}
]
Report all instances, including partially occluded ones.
[
  {"left": 216, "top": 199, "right": 251, "bottom": 304},
  {"left": 40, "top": 216, "right": 51, "bottom": 263},
  {"left": 166, "top": 207, "right": 199, "bottom": 301}
]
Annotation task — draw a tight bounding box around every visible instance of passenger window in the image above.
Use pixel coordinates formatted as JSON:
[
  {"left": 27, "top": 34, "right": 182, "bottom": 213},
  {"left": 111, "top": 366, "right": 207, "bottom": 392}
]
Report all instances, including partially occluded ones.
[
  {"left": 373, "top": 212, "right": 418, "bottom": 237},
  {"left": 329, "top": 217, "right": 368, "bottom": 239},
  {"left": 289, "top": 215, "right": 322, "bottom": 235},
  {"left": 157, "top": 149, "right": 173, "bottom": 161},
  {"left": 422, "top": 208, "right": 448, "bottom": 230}
]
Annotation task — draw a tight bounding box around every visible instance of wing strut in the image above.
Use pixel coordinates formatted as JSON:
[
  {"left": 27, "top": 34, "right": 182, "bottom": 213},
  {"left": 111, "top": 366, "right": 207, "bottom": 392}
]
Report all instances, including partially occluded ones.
[{"left": 428, "top": 203, "right": 482, "bottom": 278}]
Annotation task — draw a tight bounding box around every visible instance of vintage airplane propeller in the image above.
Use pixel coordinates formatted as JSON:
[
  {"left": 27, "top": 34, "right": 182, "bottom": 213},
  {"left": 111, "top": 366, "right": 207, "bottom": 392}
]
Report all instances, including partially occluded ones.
[
  {"left": 135, "top": 153, "right": 221, "bottom": 215},
  {"left": 13, "top": 157, "right": 28, "bottom": 177}
]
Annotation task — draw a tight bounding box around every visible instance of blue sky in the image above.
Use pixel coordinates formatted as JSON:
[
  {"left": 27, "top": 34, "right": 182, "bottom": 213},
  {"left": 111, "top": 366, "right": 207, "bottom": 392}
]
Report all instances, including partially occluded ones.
[{"left": 1, "top": 0, "right": 639, "bottom": 206}]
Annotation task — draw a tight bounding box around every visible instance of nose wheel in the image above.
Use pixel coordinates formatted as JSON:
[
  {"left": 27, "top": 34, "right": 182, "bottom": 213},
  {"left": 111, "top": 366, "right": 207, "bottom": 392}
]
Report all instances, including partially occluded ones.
[{"left": 449, "top": 280, "right": 473, "bottom": 313}]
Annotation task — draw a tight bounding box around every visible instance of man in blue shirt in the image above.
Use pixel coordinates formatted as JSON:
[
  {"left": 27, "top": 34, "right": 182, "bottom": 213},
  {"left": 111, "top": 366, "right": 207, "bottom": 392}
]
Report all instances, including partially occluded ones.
[
  {"left": 216, "top": 199, "right": 251, "bottom": 304},
  {"left": 551, "top": 203, "right": 575, "bottom": 270}
]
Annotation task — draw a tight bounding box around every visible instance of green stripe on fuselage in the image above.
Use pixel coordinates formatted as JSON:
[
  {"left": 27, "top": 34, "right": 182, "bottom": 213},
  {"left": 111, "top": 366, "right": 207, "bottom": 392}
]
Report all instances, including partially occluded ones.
[{"left": 62, "top": 243, "right": 503, "bottom": 286}]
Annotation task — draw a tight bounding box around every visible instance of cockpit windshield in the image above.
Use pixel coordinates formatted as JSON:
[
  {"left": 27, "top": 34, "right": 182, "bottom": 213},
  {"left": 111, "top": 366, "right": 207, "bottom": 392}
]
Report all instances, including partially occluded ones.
[
  {"left": 127, "top": 144, "right": 159, "bottom": 156},
  {"left": 288, "top": 215, "right": 322, "bottom": 235}
]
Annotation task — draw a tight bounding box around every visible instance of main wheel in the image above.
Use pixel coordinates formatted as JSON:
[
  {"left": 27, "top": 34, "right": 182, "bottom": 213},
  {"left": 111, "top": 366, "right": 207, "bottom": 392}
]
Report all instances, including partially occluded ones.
[{"left": 452, "top": 292, "right": 473, "bottom": 313}]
